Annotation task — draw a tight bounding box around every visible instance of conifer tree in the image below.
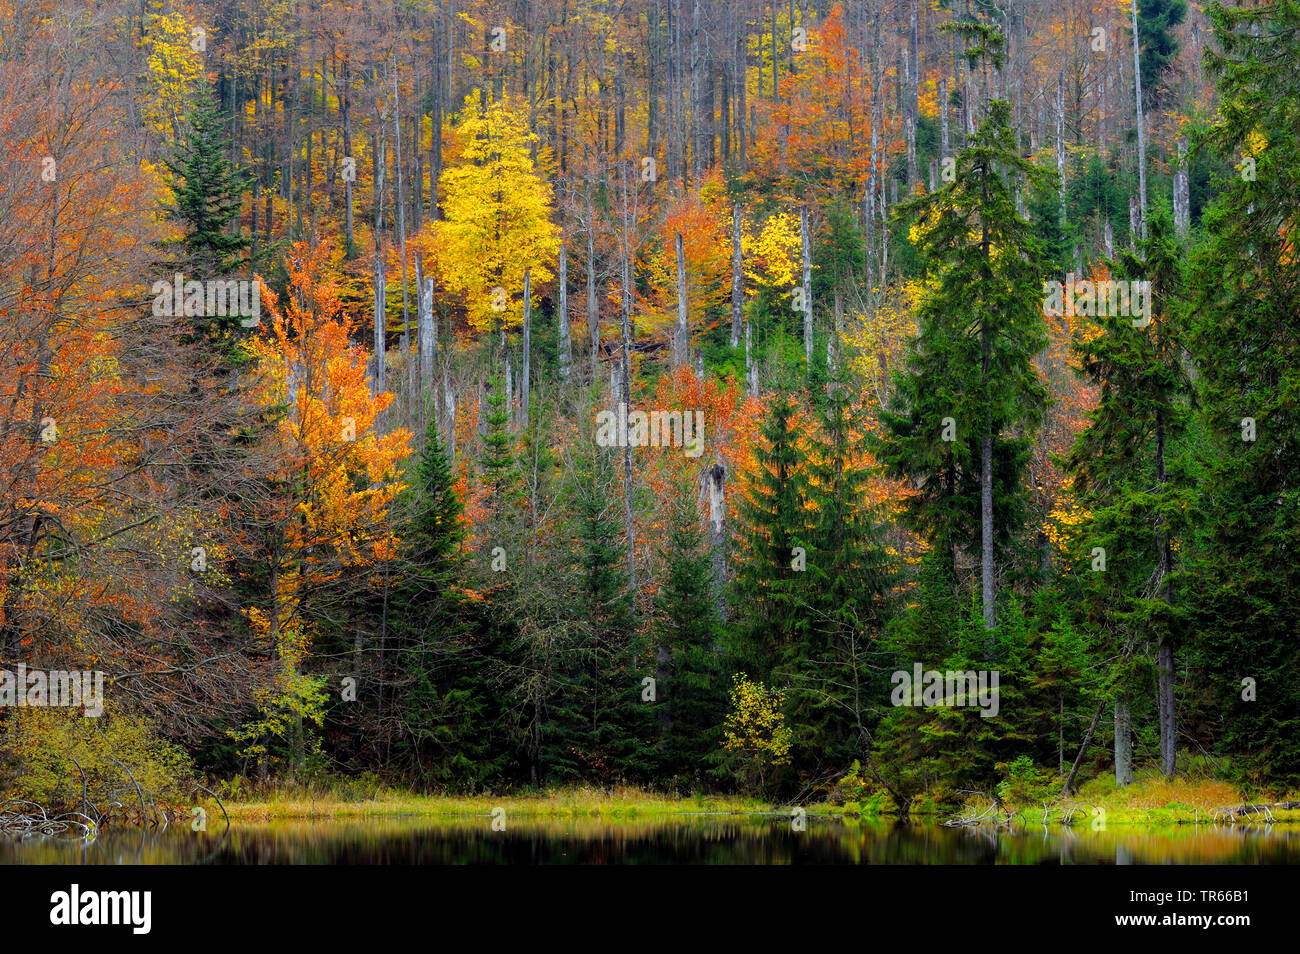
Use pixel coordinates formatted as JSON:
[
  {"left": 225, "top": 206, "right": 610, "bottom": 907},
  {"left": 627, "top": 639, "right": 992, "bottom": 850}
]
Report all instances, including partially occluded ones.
[
  {"left": 731, "top": 385, "right": 812, "bottom": 679},
  {"left": 1186, "top": 0, "right": 1300, "bottom": 789},
  {"left": 1068, "top": 209, "right": 1194, "bottom": 779},
  {"left": 782, "top": 374, "right": 894, "bottom": 779},
  {"left": 877, "top": 97, "right": 1050, "bottom": 636},
  {"left": 164, "top": 86, "right": 248, "bottom": 326},
  {"left": 654, "top": 476, "right": 726, "bottom": 780},
  {"left": 392, "top": 421, "right": 504, "bottom": 787}
]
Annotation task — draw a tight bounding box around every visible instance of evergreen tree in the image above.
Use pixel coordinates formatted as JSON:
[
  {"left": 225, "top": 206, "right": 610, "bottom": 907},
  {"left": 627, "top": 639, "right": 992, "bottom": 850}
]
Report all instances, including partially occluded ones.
[
  {"left": 391, "top": 420, "right": 505, "bottom": 788},
  {"left": 481, "top": 372, "right": 518, "bottom": 520},
  {"left": 163, "top": 85, "right": 249, "bottom": 337},
  {"left": 653, "top": 475, "right": 726, "bottom": 783},
  {"left": 877, "top": 98, "right": 1050, "bottom": 635},
  {"left": 1187, "top": 0, "right": 1300, "bottom": 790},
  {"left": 781, "top": 374, "right": 895, "bottom": 782},
  {"left": 731, "top": 385, "right": 812, "bottom": 680},
  {"left": 1067, "top": 208, "right": 1195, "bottom": 779},
  {"left": 1135, "top": 0, "right": 1189, "bottom": 109}
]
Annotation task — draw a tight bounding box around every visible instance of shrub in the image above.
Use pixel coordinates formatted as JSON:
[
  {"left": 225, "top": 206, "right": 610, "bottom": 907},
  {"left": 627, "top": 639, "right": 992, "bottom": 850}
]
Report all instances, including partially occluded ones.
[{"left": 0, "top": 706, "right": 193, "bottom": 812}]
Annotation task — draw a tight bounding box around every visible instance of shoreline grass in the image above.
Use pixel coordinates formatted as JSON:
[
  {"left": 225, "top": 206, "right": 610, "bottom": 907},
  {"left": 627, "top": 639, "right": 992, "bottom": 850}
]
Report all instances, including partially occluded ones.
[{"left": 217, "top": 774, "right": 1300, "bottom": 825}]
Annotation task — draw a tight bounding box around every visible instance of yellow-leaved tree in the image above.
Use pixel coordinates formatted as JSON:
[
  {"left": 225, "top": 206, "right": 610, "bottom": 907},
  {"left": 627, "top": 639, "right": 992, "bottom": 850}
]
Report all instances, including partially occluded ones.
[
  {"left": 430, "top": 94, "right": 560, "bottom": 336},
  {"left": 722, "top": 673, "right": 794, "bottom": 794},
  {"left": 237, "top": 241, "right": 411, "bottom": 772},
  {"left": 138, "top": 12, "right": 206, "bottom": 139}
]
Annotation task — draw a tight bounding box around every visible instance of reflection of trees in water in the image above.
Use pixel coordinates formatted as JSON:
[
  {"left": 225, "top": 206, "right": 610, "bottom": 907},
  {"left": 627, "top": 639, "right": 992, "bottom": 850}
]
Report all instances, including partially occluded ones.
[{"left": 2, "top": 816, "right": 1299, "bottom": 865}]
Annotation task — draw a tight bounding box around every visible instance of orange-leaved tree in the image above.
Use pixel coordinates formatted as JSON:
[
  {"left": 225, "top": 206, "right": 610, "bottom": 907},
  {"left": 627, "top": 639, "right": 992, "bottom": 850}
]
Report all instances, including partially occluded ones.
[{"left": 239, "top": 241, "right": 411, "bottom": 771}]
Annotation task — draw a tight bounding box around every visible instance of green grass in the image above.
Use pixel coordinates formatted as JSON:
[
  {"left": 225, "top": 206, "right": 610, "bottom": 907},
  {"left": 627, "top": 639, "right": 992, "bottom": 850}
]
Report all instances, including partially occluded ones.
[{"left": 222, "top": 785, "right": 775, "bottom": 820}]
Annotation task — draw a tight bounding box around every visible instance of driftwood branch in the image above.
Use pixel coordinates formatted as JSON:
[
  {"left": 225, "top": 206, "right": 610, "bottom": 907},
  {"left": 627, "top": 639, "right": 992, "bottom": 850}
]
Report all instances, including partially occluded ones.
[
  {"left": 1213, "top": 801, "right": 1300, "bottom": 823},
  {"left": 106, "top": 757, "right": 146, "bottom": 822},
  {"left": 192, "top": 784, "right": 230, "bottom": 831}
]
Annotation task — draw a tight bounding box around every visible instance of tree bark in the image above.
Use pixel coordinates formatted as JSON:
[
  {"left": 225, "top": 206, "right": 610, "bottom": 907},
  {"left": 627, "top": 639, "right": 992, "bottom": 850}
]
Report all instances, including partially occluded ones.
[
  {"left": 675, "top": 230, "right": 688, "bottom": 367},
  {"left": 558, "top": 244, "right": 571, "bottom": 380},
  {"left": 730, "top": 202, "right": 743, "bottom": 348},
  {"left": 1115, "top": 697, "right": 1134, "bottom": 786},
  {"left": 1130, "top": 0, "right": 1147, "bottom": 240},
  {"left": 521, "top": 268, "right": 532, "bottom": 426},
  {"left": 800, "top": 207, "right": 812, "bottom": 364}
]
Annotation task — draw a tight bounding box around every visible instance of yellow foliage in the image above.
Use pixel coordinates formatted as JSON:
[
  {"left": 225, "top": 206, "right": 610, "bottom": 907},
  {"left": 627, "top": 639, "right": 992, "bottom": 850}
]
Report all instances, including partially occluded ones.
[
  {"left": 138, "top": 12, "right": 206, "bottom": 136},
  {"left": 722, "top": 673, "right": 793, "bottom": 769},
  {"left": 741, "top": 211, "right": 801, "bottom": 291},
  {"left": 431, "top": 94, "right": 560, "bottom": 334}
]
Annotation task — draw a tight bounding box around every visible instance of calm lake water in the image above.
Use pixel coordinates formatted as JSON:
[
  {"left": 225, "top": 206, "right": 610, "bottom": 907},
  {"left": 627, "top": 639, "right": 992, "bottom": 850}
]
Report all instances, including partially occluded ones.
[{"left": 3, "top": 815, "right": 1299, "bottom": 864}]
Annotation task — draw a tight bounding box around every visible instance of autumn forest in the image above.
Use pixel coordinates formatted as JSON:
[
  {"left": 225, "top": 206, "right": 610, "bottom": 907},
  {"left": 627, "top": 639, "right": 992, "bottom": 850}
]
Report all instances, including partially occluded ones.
[{"left": 1, "top": 0, "right": 1298, "bottom": 830}]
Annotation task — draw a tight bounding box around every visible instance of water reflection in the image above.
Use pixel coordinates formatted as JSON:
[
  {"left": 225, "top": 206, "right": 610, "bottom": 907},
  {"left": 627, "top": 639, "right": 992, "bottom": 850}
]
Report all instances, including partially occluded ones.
[{"left": 1, "top": 815, "right": 1296, "bottom": 865}]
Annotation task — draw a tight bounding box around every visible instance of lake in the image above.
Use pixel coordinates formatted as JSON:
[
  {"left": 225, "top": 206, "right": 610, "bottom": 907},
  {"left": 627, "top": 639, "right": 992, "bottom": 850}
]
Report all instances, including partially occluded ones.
[{"left": 3, "top": 815, "right": 1299, "bottom": 864}]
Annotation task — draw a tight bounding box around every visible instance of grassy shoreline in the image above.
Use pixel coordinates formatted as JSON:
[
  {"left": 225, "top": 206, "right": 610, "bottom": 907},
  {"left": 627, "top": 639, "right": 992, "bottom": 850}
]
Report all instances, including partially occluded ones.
[{"left": 218, "top": 775, "right": 1300, "bottom": 825}]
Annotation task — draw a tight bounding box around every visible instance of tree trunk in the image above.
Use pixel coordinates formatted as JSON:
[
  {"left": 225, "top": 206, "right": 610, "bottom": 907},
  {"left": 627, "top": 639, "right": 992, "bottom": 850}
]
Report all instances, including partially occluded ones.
[
  {"left": 586, "top": 191, "right": 599, "bottom": 383},
  {"left": 1155, "top": 409, "right": 1176, "bottom": 777},
  {"left": 800, "top": 207, "right": 812, "bottom": 364},
  {"left": 730, "top": 202, "right": 743, "bottom": 348},
  {"left": 1115, "top": 697, "right": 1134, "bottom": 786},
  {"left": 674, "top": 231, "right": 688, "bottom": 367},
  {"left": 707, "top": 462, "right": 727, "bottom": 619},
  {"left": 1130, "top": 0, "right": 1147, "bottom": 240},
  {"left": 372, "top": 128, "right": 386, "bottom": 396},
  {"left": 1056, "top": 69, "right": 1066, "bottom": 228},
  {"left": 558, "top": 244, "right": 571, "bottom": 380},
  {"left": 1174, "top": 138, "right": 1189, "bottom": 236},
  {"left": 342, "top": 57, "right": 355, "bottom": 256},
  {"left": 392, "top": 61, "right": 412, "bottom": 407},
  {"left": 521, "top": 268, "right": 531, "bottom": 426},
  {"left": 419, "top": 275, "right": 436, "bottom": 400}
]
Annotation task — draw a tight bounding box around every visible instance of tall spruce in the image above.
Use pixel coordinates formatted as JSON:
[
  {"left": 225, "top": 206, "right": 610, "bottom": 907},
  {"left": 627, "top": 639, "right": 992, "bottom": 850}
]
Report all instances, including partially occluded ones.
[
  {"left": 164, "top": 86, "right": 249, "bottom": 339},
  {"left": 782, "top": 374, "right": 895, "bottom": 780},
  {"left": 731, "top": 385, "right": 812, "bottom": 680},
  {"left": 877, "top": 97, "right": 1050, "bottom": 637},
  {"left": 1067, "top": 209, "right": 1194, "bottom": 780},
  {"left": 1187, "top": 0, "right": 1300, "bottom": 789},
  {"left": 391, "top": 421, "right": 505, "bottom": 787},
  {"left": 654, "top": 475, "right": 726, "bottom": 781}
]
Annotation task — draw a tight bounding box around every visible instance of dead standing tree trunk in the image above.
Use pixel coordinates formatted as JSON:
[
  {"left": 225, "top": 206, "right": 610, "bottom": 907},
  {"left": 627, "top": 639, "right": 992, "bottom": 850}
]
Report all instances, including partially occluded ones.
[
  {"left": 706, "top": 462, "right": 727, "bottom": 620},
  {"left": 674, "top": 231, "right": 688, "bottom": 368},
  {"left": 730, "top": 202, "right": 743, "bottom": 348},
  {"left": 558, "top": 244, "right": 571, "bottom": 380}
]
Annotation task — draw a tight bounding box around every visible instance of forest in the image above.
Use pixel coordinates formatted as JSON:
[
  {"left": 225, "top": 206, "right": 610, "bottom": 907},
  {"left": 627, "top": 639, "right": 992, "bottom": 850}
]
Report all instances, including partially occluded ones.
[{"left": 0, "top": 0, "right": 1298, "bottom": 822}]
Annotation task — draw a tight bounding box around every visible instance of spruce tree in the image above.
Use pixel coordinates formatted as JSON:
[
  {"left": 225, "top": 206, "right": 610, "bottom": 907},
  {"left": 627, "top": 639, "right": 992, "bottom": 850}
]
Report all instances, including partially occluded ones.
[
  {"left": 1187, "top": 0, "right": 1300, "bottom": 789},
  {"left": 654, "top": 476, "right": 726, "bottom": 782},
  {"left": 391, "top": 420, "right": 505, "bottom": 788},
  {"left": 730, "top": 385, "right": 812, "bottom": 680},
  {"left": 877, "top": 97, "right": 1049, "bottom": 636},
  {"left": 1067, "top": 208, "right": 1195, "bottom": 779},
  {"left": 164, "top": 85, "right": 248, "bottom": 339},
  {"left": 782, "top": 374, "right": 895, "bottom": 780}
]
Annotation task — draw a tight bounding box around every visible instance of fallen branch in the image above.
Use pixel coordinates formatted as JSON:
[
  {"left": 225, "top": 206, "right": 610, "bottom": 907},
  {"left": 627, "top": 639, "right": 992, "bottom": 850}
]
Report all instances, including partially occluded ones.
[{"left": 1214, "top": 801, "right": 1300, "bottom": 824}]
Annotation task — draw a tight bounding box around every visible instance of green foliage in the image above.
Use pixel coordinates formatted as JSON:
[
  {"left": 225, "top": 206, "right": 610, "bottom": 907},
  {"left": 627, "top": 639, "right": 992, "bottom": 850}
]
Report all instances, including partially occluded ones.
[
  {"left": 876, "top": 99, "right": 1049, "bottom": 574},
  {"left": 731, "top": 384, "right": 811, "bottom": 678},
  {"left": 2, "top": 707, "right": 193, "bottom": 809},
  {"left": 163, "top": 85, "right": 249, "bottom": 302},
  {"left": 653, "top": 477, "right": 727, "bottom": 782},
  {"left": 1184, "top": 0, "right": 1300, "bottom": 790}
]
